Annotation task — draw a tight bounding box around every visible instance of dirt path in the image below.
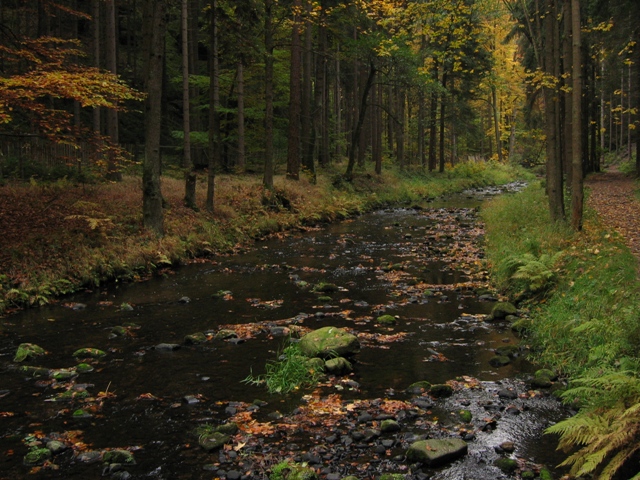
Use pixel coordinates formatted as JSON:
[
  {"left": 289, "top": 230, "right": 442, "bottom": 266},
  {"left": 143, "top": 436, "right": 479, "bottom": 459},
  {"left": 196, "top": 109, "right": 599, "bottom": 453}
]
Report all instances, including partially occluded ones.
[{"left": 585, "top": 168, "right": 640, "bottom": 260}]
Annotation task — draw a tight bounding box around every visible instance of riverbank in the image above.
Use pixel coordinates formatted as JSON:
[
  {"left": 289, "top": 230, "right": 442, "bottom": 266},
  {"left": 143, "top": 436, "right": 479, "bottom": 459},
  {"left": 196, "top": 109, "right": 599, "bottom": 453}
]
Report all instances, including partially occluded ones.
[
  {"left": 482, "top": 175, "right": 640, "bottom": 479},
  {"left": 0, "top": 162, "right": 523, "bottom": 315}
]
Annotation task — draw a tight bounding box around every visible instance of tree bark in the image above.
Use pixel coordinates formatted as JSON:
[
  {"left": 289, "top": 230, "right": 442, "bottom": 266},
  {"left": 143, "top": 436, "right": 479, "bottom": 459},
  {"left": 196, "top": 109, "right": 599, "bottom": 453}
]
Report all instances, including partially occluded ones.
[
  {"left": 236, "top": 59, "right": 246, "bottom": 173},
  {"left": 207, "top": 0, "right": 220, "bottom": 211},
  {"left": 142, "top": 0, "right": 166, "bottom": 236},
  {"left": 345, "top": 63, "right": 376, "bottom": 180},
  {"left": 438, "top": 73, "right": 448, "bottom": 173},
  {"left": 92, "top": 0, "right": 101, "bottom": 136},
  {"left": 105, "top": 0, "right": 121, "bottom": 181},
  {"left": 570, "top": 0, "right": 583, "bottom": 230},
  {"left": 263, "top": 0, "right": 275, "bottom": 189},
  {"left": 182, "top": 0, "right": 196, "bottom": 209},
  {"left": 286, "top": 0, "right": 302, "bottom": 180}
]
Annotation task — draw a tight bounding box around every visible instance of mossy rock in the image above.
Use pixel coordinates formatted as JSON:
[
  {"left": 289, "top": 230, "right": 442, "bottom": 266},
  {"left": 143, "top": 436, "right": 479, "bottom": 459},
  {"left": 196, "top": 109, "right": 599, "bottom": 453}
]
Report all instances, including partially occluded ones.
[
  {"left": 271, "top": 462, "right": 319, "bottom": 480},
  {"left": 212, "top": 290, "right": 232, "bottom": 299},
  {"left": 491, "top": 302, "right": 517, "bottom": 319},
  {"left": 14, "top": 343, "right": 46, "bottom": 362},
  {"left": 539, "top": 468, "right": 553, "bottom": 480},
  {"left": 72, "top": 409, "right": 91, "bottom": 418},
  {"left": 531, "top": 369, "right": 556, "bottom": 388},
  {"left": 376, "top": 314, "right": 397, "bottom": 325},
  {"left": 23, "top": 448, "right": 52, "bottom": 466},
  {"left": 489, "top": 355, "right": 511, "bottom": 367},
  {"left": 325, "top": 356, "right": 353, "bottom": 375},
  {"left": 306, "top": 357, "right": 325, "bottom": 374},
  {"left": 184, "top": 332, "right": 207, "bottom": 344},
  {"left": 51, "top": 369, "right": 78, "bottom": 381},
  {"left": 215, "top": 329, "right": 237, "bottom": 340},
  {"left": 313, "top": 282, "right": 340, "bottom": 293},
  {"left": 458, "top": 409, "right": 472, "bottom": 423},
  {"left": 429, "top": 384, "right": 453, "bottom": 398},
  {"left": 494, "top": 458, "right": 518, "bottom": 474},
  {"left": 20, "top": 366, "right": 51, "bottom": 377},
  {"left": 521, "top": 471, "right": 535, "bottom": 479},
  {"left": 535, "top": 368, "right": 557, "bottom": 381},
  {"left": 76, "top": 363, "right": 94, "bottom": 373},
  {"left": 73, "top": 348, "right": 106, "bottom": 358},
  {"left": 379, "top": 475, "right": 405, "bottom": 480},
  {"left": 511, "top": 318, "right": 532, "bottom": 334},
  {"left": 111, "top": 326, "right": 128, "bottom": 336},
  {"left": 341, "top": 477, "right": 359, "bottom": 480},
  {"left": 103, "top": 449, "right": 136, "bottom": 465},
  {"left": 317, "top": 296, "right": 333, "bottom": 302},
  {"left": 495, "top": 345, "right": 519, "bottom": 358},
  {"left": 380, "top": 419, "right": 401, "bottom": 433},
  {"left": 299, "top": 326, "right": 360, "bottom": 358},
  {"left": 406, "top": 381, "right": 432, "bottom": 394},
  {"left": 215, "top": 422, "right": 239, "bottom": 435},
  {"left": 199, "top": 432, "right": 230, "bottom": 452},
  {"left": 406, "top": 438, "right": 468, "bottom": 466}
]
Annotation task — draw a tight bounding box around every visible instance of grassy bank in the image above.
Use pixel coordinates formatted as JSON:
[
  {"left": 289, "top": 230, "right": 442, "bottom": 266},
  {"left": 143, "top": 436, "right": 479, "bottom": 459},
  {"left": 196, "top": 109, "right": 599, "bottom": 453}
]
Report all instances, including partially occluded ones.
[
  {"left": 0, "top": 161, "right": 521, "bottom": 315},
  {"left": 482, "top": 182, "right": 640, "bottom": 479}
]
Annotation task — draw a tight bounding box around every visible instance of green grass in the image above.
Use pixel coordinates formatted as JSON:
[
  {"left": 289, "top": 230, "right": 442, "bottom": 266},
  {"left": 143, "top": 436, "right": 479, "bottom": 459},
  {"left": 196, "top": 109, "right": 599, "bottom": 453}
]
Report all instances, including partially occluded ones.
[
  {"left": 482, "top": 182, "right": 640, "bottom": 478},
  {"left": 242, "top": 341, "right": 324, "bottom": 395}
]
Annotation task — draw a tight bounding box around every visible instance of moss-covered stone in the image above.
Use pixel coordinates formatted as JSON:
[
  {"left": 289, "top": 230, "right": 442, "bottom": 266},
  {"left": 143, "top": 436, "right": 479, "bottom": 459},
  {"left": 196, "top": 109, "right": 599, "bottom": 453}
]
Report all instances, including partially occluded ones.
[
  {"left": 495, "top": 345, "right": 519, "bottom": 358},
  {"left": 325, "top": 356, "right": 353, "bottom": 374},
  {"left": 489, "top": 355, "right": 511, "bottom": 367},
  {"left": 184, "top": 332, "right": 207, "bottom": 344},
  {"left": 20, "top": 366, "right": 51, "bottom": 377},
  {"left": 491, "top": 302, "right": 517, "bottom": 319},
  {"left": 317, "top": 296, "right": 332, "bottom": 302},
  {"left": 313, "top": 282, "right": 339, "bottom": 293},
  {"left": 299, "top": 326, "right": 360, "bottom": 358},
  {"left": 76, "top": 363, "right": 94, "bottom": 373},
  {"left": 494, "top": 458, "right": 518, "bottom": 474},
  {"left": 23, "top": 448, "right": 52, "bottom": 466},
  {"left": 429, "top": 384, "right": 453, "bottom": 398},
  {"left": 51, "top": 368, "right": 77, "bottom": 381},
  {"left": 511, "top": 318, "right": 533, "bottom": 334},
  {"left": 103, "top": 449, "right": 136, "bottom": 465},
  {"left": 215, "top": 422, "right": 239, "bottom": 435},
  {"left": 306, "top": 357, "right": 325, "bottom": 374},
  {"left": 111, "top": 326, "right": 128, "bottom": 336},
  {"left": 14, "top": 343, "right": 46, "bottom": 362},
  {"left": 379, "top": 474, "right": 405, "bottom": 480},
  {"left": 406, "top": 438, "right": 468, "bottom": 466},
  {"left": 521, "top": 471, "right": 535, "bottom": 479},
  {"left": 376, "top": 315, "right": 397, "bottom": 325},
  {"left": 73, "top": 348, "right": 106, "bottom": 358},
  {"left": 406, "top": 381, "right": 431, "bottom": 394},
  {"left": 458, "top": 409, "right": 472, "bottom": 423},
  {"left": 531, "top": 369, "right": 556, "bottom": 388},
  {"left": 380, "top": 419, "right": 401, "bottom": 433},
  {"left": 539, "top": 468, "right": 553, "bottom": 480},
  {"left": 215, "top": 329, "right": 237, "bottom": 340},
  {"left": 199, "top": 432, "right": 230, "bottom": 451}
]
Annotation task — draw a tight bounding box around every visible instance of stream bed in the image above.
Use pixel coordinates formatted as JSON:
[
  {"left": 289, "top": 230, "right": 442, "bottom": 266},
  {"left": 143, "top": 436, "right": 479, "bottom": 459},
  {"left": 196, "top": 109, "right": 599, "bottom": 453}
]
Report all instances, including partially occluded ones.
[{"left": 0, "top": 184, "right": 570, "bottom": 479}]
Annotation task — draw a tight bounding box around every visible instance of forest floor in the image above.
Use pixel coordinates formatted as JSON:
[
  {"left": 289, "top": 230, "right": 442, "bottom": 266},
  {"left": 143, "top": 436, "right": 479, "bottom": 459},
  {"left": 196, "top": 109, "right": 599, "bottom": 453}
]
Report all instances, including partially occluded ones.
[{"left": 586, "top": 165, "right": 640, "bottom": 263}]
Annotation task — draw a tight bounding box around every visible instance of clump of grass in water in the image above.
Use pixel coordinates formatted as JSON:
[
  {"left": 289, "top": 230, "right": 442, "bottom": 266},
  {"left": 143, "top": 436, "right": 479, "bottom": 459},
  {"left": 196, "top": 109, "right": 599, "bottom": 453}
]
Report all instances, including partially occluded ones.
[{"left": 243, "top": 341, "right": 323, "bottom": 394}]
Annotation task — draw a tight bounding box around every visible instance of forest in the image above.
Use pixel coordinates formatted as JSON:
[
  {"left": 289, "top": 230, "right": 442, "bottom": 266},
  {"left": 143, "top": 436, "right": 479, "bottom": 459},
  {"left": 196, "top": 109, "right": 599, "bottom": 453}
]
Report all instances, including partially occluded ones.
[{"left": 1, "top": 1, "right": 640, "bottom": 479}]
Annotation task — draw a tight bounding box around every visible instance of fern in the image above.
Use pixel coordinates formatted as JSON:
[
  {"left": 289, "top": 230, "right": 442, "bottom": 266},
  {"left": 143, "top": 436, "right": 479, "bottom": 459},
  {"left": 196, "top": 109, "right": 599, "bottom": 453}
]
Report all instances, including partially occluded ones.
[
  {"left": 506, "top": 252, "right": 562, "bottom": 294},
  {"left": 547, "top": 371, "right": 640, "bottom": 479}
]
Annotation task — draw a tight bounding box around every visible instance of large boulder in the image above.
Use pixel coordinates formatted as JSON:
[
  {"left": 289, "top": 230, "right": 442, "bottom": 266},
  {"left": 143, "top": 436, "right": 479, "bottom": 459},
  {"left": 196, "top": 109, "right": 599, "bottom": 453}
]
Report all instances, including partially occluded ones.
[
  {"left": 298, "top": 327, "right": 360, "bottom": 358},
  {"left": 406, "top": 438, "right": 468, "bottom": 466}
]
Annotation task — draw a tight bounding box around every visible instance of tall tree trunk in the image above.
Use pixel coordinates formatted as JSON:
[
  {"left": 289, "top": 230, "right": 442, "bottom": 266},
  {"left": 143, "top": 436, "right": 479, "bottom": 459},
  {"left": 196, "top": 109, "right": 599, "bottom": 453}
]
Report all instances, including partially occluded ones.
[
  {"left": 142, "top": 0, "right": 166, "bottom": 236},
  {"left": 419, "top": 88, "right": 426, "bottom": 168},
  {"left": 438, "top": 73, "right": 448, "bottom": 173},
  {"left": 92, "top": 0, "right": 101, "bottom": 136},
  {"left": 396, "top": 86, "right": 405, "bottom": 169},
  {"left": 301, "top": 1, "right": 314, "bottom": 177},
  {"left": 263, "top": 0, "right": 275, "bottom": 189},
  {"left": 428, "top": 61, "right": 438, "bottom": 171},
  {"left": 182, "top": 0, "right": 196, "bottom": 209},
  {"left": 105, "top": 0, "right": 121, "bottom": 180},
  {"left": 236, "top": 59, "right": 246, "bottom": 173},
  {"left": 570, "top": 0, "right": 583, "bottom": 230},
  {"left": 345, "top": 63, "right": 376, "bottom": 180},
  {"left": 318, "top": 1, "right": 330, "bottom": 167},
  {"left": 207, "top": 0, "right": 220, "bottom": 211},
  {"left": 286, "top": 0, "right": 302, "bottom": 180},
  {"left": 373, "top": 82, "right": 383, "bottom": 174},
  {"left": 491, "top": 86, "right": 503, "bottom": 162},
  {"left": 543, "top": 0, "right": 564, "bottom": 222}
]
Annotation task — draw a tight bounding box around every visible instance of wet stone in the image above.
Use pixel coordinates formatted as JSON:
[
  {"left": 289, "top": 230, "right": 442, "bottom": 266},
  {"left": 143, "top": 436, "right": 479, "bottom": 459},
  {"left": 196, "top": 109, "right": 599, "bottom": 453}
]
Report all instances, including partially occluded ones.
[
  {"left": 46, "top": 440, "right": 67, "bottom": 454},
  {"left": 23, "top": 448, "right": 51, "bottom": 466},
  {"left": 226, "top": 470, "right": 242, "bottom": 480},
  {"left": 155, "top": 343, "right": 181, "bottom": 351},
  {"left": 497, "top": 388, "right": 518, "bottom": 399},
  {"left": 76, "top": 450, "right": 102, "bottom": 464},
  {"left": 411, "top": 397, "right": 434, "bottom": 409},
  {"left": 358, "top": 413, "right": 373, "bottom": 423}
]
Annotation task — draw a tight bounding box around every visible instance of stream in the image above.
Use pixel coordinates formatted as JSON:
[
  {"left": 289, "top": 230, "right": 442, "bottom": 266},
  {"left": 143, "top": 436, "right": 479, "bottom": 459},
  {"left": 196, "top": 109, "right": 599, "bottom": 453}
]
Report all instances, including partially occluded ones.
[{"left": 0, "top": 184, "right": 570, "bottom": 480}]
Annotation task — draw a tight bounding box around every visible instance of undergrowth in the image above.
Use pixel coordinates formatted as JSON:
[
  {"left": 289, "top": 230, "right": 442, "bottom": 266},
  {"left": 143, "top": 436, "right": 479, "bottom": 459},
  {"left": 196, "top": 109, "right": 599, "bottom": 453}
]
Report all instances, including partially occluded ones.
[
  {"left": 0, "top": 161, "right": 525, "bottom": 315},
  {"left": 483, "top": 181, "right": 640, "bottom": 479}
]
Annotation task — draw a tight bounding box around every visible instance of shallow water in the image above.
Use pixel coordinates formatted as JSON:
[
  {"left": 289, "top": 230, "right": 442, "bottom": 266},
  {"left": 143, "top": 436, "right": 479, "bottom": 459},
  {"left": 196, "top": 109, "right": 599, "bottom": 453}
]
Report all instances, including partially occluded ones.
[{"left": 0, "top": 185, "right": 569, "bottom": 479}]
